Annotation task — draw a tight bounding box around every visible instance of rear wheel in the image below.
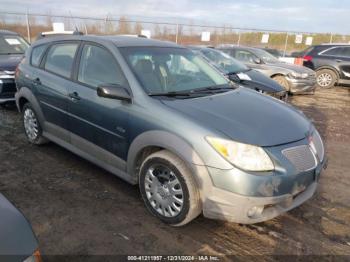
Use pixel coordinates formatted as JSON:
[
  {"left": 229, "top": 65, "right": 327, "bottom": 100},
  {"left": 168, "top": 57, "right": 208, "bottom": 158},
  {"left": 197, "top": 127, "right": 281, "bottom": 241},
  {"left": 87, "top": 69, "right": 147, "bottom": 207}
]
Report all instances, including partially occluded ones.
[
  {"left": 139, "top": 150, "right": 201, "bottom": 226},
  {"left": 316, "top": 69, "right": 337, "bottom": 89},
  {"left": 22, "top": 103, "right": 48, "bottom": 145},
  {"left": 272, "top": 75, "right": 290, "bottom": 92}
]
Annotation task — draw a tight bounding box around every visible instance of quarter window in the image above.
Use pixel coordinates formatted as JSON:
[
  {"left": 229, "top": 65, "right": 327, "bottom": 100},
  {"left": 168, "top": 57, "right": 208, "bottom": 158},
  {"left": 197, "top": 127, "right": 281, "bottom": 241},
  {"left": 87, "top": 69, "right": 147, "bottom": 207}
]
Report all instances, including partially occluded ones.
[
  {"left": 44, "top": 43, "right": 78, "bottom": 78},
  {"left": 31, "top": 44, "right": 47, "bottom": 67},
  {"left": 339, "top": 47, "right": 350, "bottom": 57},
  {"left": 78, "top": 44, "right": 127, "bottom": 88},
  {"left": 322, "top": 47, "right": 350, "bottom": 57}
]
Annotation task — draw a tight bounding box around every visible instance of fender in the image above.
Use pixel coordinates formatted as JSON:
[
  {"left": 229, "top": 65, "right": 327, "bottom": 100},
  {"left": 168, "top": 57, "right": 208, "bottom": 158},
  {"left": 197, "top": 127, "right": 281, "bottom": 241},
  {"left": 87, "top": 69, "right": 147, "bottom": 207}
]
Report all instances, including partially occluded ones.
[
  {"left": 15, "top": 87, "right": 46, "bottom": 128},
  {"left": 127, "top": 130, "right": 206, "bottom": 177}
]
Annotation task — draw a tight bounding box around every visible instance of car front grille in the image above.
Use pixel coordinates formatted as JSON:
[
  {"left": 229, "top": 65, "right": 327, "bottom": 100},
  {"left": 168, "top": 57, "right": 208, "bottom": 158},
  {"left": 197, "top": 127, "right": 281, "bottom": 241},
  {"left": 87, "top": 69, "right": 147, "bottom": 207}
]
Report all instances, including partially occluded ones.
[{"left": 282, "top": 145, "right": 317, "bottom": 172}]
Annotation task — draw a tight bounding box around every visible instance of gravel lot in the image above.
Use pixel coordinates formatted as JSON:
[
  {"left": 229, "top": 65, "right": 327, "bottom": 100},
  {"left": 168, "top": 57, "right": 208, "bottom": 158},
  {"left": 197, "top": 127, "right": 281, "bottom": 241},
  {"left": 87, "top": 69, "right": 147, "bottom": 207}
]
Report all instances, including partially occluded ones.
[{"left": 0, "top": 87, "right": 350, "bottom": 260}]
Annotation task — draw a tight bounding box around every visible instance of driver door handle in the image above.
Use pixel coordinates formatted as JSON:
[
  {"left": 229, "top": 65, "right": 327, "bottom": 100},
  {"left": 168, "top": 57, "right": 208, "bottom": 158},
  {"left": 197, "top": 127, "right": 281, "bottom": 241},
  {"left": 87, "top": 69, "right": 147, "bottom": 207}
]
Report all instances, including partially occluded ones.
[{"left": 68, "top": 92, "right": 81, "bottom": 102}]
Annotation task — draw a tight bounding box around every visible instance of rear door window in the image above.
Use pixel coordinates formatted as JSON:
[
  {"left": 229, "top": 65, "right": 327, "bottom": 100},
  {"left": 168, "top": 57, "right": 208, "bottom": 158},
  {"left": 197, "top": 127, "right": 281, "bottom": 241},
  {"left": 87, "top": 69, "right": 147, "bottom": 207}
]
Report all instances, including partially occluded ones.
[
  {"left": 322, "top": 47, "right": 343, "bottom": 56},
  {"left": 235, "top": 50, "right": 256, "bottom": 63},
  {"left": 77, "top": 44, "right": 128, "bottom": 88},
  {"left": 44, "top": 43, "right": 79, "bottom": 78},
  {"left": 31, "top": 44, "right": 48, "bottom": 67}
]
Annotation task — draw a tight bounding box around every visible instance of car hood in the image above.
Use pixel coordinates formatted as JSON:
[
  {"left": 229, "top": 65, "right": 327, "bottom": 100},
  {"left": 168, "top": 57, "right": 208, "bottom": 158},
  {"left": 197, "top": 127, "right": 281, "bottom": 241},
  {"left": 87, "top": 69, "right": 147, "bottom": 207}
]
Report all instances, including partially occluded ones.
[
  {"left": 241, "top": 69, "right": 284, "bottom": 92},
  {"left": 265, "top": 62, "right": 314, "bottom": 74},
  {"left": 162, "top": 88, "right": 312, "bottom": 147},
  {"left": 0, "top": 193, "right": 38, "bottom": 258},
  {"left": 0, "top": 54, "right": 23, "bottom": 71}
]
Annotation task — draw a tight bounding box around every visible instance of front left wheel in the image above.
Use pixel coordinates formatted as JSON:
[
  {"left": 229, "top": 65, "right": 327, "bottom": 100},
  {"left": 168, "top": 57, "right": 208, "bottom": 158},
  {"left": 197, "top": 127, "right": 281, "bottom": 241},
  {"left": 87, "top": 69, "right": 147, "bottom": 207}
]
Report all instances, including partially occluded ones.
[{"left": 139, "top": 150, "right": 201, "bottom": 226}]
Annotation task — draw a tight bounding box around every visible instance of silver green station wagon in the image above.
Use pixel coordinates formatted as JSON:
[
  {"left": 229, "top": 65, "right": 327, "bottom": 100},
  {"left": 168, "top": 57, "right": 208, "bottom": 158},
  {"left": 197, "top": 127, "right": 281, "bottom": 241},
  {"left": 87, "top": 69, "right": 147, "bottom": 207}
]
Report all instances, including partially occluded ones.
[{"left": 15, "top": 35, "right": 326, "bottom": 226}]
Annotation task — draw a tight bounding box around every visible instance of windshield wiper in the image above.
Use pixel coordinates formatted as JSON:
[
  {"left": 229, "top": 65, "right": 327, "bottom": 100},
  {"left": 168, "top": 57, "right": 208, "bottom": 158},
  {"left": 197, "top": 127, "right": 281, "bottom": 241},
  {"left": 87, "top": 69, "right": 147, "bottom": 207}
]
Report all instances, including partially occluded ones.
[
  {"left": 148, "top": 91, "right": 192, "bottom": 97},
  {"left": 191, "top": 85, "right": 236, "bottom": 94},
  {"left": 149, "top": 85, "right": 235, "bottom": 98}
]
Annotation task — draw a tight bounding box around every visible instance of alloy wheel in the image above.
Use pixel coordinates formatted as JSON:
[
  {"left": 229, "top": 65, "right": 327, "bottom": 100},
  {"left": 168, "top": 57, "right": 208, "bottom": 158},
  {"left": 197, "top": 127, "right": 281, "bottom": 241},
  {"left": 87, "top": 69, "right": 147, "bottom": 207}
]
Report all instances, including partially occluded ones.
[
  {"left": 317, "top": 73, "right": 333, "bottom": 88},
  {"left": 144, "top": 164, "right": 184, "bottom": 217},
  {"left": 24, "top": 108, "right": 39, "bottom": 141}
]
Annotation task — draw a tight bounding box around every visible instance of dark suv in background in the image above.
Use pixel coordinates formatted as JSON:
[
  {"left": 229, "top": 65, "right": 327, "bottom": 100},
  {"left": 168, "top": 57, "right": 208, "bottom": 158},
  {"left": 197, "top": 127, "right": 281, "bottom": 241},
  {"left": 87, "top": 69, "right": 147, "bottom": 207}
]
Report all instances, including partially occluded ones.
[
  {"left": 0, "top": 30, "right": 29, "bottom": 106},
  {"left": 292, "top": 44, "right": 350, "bottom": 88}
]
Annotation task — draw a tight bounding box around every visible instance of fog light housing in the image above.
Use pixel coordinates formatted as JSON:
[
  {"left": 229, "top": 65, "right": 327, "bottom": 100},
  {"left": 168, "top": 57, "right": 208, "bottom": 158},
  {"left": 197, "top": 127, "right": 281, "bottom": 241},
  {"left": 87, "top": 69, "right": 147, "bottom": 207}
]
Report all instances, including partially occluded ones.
[{"left": 247, "top": 206, "right": 264, "bottom": 218}]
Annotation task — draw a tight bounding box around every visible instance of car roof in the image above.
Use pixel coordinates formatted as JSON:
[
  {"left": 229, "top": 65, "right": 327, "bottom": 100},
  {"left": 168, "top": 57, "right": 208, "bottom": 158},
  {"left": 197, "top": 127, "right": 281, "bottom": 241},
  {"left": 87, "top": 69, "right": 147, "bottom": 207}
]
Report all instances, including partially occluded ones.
[
  {"left": 0, "top": 30, "right": 20, "bottom": 36},
  {"left": 319, "top": 43, "right": 350, "bottom": 46},
  {"left": 32, "top": 35, "right": 182, "bottom": 48}
]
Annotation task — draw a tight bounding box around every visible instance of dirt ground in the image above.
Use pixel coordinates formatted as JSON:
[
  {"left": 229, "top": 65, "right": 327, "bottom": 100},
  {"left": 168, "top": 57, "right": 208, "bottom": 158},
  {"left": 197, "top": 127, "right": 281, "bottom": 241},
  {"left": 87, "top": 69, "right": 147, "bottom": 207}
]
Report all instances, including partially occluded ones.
[{"left": 0, "top": 87, "right": 350, "bottom": 260}]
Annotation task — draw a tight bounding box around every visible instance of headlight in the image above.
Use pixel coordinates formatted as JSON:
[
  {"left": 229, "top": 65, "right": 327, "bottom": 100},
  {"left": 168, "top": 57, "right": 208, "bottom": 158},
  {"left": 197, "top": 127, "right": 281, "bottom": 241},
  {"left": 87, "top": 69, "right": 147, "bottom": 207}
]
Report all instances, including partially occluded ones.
[
  {"left": 288, "top": 72, "right": 308, "bottom": 79},
  {"left": 206, "top": 137, "right": 274, "bottom": 171}
]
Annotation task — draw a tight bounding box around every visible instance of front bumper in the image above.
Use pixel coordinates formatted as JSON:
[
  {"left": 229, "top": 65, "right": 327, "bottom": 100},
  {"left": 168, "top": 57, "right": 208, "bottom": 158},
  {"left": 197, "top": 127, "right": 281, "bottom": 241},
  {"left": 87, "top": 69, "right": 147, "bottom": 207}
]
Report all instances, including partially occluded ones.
[
  {"left": 203, "top": 162, "right": 325, "bottom": 224},
  {"left": 200, "top": 138, "right": 327, "bottom": 224},
  {"left": 0, "top": 78, "right": 16, "bottom": 104},
  {"left": 286, "top": 77, "right": 316, "bottom": 94},
  {"left": 203, "top": 181, "right": 317, "bottom": 224}
]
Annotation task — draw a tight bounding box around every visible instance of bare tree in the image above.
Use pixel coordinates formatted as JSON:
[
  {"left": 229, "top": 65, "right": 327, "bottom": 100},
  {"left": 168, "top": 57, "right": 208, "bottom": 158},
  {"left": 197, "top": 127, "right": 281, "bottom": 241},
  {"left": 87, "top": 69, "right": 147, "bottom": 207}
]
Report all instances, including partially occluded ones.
[
  {"left": 133, "top": 22, "right": 143, "bottom": 34},
  {"left": 117, "top": 16, "right": 131, "bottom": 34}
]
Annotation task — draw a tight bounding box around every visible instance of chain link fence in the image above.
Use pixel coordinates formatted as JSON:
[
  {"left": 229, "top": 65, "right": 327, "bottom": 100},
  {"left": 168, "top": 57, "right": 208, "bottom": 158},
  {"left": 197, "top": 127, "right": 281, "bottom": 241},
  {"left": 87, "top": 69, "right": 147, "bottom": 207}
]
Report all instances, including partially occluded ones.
[{"left": 1, "top": 11, "right": 350, "bottom": 55}]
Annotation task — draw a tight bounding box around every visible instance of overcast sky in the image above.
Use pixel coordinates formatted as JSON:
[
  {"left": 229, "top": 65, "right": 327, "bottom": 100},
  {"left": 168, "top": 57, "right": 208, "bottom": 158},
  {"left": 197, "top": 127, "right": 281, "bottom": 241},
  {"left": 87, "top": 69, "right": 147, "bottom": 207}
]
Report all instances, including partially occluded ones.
[{"left": 1, "top": 0, "right": 349, "bottom": 34}]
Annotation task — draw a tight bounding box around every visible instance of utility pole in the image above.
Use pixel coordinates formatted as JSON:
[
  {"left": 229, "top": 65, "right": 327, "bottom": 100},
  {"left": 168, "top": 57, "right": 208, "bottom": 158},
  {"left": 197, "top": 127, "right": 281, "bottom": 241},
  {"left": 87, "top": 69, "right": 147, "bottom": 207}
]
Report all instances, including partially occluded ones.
[
  {"left": 175, "top": 23, "right": 179, "bottom": 44},
  {"left": 26, "top": 10, "right": 31, "bottom": 43},
  {"left": 283, "top": 32, "right": 289, "bottom": 57}
]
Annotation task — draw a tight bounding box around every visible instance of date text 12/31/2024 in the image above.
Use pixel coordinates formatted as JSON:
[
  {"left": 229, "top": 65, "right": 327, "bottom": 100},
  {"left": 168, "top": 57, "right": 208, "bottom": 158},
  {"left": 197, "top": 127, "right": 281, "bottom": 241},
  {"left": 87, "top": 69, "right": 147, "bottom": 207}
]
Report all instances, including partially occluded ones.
[{"left": 127, "top": 256, "right": 220, "bottom": 261}]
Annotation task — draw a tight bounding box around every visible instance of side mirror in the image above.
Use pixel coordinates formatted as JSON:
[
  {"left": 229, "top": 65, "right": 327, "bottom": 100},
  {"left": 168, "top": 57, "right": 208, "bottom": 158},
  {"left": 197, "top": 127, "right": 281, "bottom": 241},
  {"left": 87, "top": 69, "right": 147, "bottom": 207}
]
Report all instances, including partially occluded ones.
[
  {"left": 253, "top": 57, "right": 262, "bottom": 64},
  {"left": 97, "top": 84, "right": 131, "bottom": 102}
]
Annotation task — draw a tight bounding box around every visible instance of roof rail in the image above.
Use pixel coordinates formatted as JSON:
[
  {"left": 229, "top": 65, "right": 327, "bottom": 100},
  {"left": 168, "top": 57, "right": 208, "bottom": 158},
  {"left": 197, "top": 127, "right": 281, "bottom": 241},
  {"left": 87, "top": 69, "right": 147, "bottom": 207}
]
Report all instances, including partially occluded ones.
[
  {"left": 117, "top": 34, "right": 148, "bottom": 38},
  {"left": 36, "top": 30, "right": 83, "bottom": 40},
  {"left": 216, "top": 44, "right": 239, "bottom": 48},
  {"left": 320, "top": 43, "right": 350, "bottom": 45}
]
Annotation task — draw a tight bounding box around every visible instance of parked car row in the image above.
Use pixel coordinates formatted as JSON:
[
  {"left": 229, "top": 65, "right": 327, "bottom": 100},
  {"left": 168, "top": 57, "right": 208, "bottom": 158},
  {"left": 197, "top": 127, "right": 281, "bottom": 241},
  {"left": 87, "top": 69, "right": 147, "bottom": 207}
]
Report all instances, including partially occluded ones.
[
  {"left": 189, "top": 46, "right": 287, "bottom": 99},
  {"left": 217, "top": 45, "right": 317, "bottom": 94}
]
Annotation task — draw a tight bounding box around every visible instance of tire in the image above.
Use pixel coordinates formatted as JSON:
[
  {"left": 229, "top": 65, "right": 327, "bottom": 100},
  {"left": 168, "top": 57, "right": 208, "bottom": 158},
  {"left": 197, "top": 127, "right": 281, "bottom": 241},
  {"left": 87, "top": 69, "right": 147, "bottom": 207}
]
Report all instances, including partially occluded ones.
[
  {"left": 316, "top": 69, "right": 337, "bottom": 89},
  {"left": 22, "top": 103, "right": 48, "bottom": 145},
  {"left": 139, "top": 150, "right": 201, "bottom": 226},
  {"left": 272, "top": 75, "right": 290, "bottom": 92}
]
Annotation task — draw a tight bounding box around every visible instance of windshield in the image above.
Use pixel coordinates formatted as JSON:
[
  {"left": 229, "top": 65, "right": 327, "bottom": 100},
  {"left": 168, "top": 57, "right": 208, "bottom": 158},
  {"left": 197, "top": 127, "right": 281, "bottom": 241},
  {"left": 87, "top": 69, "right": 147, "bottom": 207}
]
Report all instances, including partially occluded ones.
[
  {"left": 119, "top": 47, "right": 230, "bottom": 94},
  {"left": 0, "top": 35, "right": 29, "bottom": 55},
  {"left": 199, "top": 48, "right": 249, "bottom": 74},
  {"left": 253, "top": 48, "right": 279, "bottom": 63}
]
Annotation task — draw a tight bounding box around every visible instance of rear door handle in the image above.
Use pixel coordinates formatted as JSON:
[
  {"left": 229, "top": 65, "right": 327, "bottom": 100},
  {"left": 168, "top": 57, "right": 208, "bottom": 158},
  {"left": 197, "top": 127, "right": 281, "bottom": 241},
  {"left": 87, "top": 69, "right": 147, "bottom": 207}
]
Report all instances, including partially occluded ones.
[
  {"left": 33, "top": 77, "right": 41, "bottom": 85},
  {"left": 68, "top": 92, "right": 81, "bottom": 101},
  {"left": 335, "top": 59, "right": 343, "bottom": 63}
]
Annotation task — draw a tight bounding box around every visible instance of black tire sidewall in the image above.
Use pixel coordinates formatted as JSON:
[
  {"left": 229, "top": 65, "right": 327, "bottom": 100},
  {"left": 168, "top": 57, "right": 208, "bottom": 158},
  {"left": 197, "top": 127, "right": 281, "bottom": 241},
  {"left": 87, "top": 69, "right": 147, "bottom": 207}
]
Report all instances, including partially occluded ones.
[
  {"left": 316, "top": 69, "right": 337, "bottom": 89},
  {"left": 22, "top": 103, "right": 43, "bottom": 144},
  {"left": 139, "top": 157, "right": 190, "bottom": 225}
]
